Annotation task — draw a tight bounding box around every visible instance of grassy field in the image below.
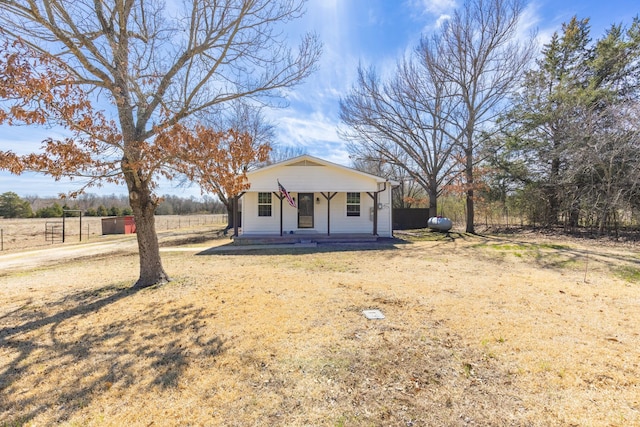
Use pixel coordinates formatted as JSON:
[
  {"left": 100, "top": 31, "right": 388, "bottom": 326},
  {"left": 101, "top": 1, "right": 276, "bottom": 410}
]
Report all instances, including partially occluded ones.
[
  {"left": 0, "top": 215, "right": 227, "bottom": 252},
  {"left": 1, "top": 227, "right": 639, "bottom": 426}
]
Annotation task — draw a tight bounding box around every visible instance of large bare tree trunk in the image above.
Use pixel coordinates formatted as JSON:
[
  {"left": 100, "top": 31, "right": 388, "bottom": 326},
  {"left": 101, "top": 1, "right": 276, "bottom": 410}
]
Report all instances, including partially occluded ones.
[
  {"left": 465, "top": 153, "right": 475, "bottom": 234},
  {"left": 428, "top": 178, "right": 438, "bottom": 218},
  {"left": 225, "top": 202, "right": 234, "bottom": 230},
  {"left": 132, "top": 200, "right": 169, "bottom": 288},
  {"left": 125, "top": 165, "right": 169, "bottom": 288},
  {"left": 465, "top": 189, "right": 475, "bottom": 233}
]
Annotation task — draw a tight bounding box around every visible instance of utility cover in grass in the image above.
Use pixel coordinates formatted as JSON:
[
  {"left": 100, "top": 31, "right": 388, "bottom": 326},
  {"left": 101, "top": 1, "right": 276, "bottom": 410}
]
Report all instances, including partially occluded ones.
[{"left": 362, "top": 309, "right": 385, "bottom": 320}]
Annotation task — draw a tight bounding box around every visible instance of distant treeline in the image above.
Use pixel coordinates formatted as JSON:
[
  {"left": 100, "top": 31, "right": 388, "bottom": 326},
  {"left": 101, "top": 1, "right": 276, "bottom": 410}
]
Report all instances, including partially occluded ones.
[{"left": 0, "top": 192, "right": 226, "bottom": 218}]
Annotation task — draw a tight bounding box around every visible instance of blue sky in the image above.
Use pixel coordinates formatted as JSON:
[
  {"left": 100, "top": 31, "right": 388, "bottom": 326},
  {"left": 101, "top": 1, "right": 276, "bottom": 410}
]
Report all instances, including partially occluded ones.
[{"left": 0, "top": 0, "right": 636, "bottom": 199}]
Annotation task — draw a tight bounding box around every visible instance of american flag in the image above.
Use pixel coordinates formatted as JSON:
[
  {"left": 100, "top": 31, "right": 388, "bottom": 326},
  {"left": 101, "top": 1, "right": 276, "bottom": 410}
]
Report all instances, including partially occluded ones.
[{"left": 278, "top": 180, "right": 296, "bottom": 208}]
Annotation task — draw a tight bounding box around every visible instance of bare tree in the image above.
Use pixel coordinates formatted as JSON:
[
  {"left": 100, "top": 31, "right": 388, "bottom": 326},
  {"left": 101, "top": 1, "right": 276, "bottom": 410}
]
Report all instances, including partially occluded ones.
[
  {"left": 0, "top": 0, "right": 320, "bottom": 287},
  {"left": 339, "top": 59, "right": 460, "bottom": 218},
  {"left": 419, "top": 0, "right": 535, "bottom": 232},
  {"left": 350, "top": 155, "right": 426, "bottom": 208},
  {"left": 560, "top": 100, "right": 640, "bottom": 234},
  {"left": 267, "top": 144, "right": 308, "bottom": 164}
]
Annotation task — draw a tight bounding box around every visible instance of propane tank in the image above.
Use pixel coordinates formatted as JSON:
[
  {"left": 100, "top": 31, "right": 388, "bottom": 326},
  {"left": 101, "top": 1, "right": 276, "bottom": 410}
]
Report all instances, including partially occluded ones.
[{"left": 427, "top": 216, "right": 453, "bottom": 232}]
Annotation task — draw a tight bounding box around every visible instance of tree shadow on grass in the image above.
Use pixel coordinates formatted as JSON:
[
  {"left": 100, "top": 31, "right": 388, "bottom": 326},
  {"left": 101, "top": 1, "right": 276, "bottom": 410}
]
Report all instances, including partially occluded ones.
[
  {"left": 0, "top": 283, "right": 225, "bottom": 425},
  {"left": 471, "top": 233, "right": 640, "bottom": 269}
]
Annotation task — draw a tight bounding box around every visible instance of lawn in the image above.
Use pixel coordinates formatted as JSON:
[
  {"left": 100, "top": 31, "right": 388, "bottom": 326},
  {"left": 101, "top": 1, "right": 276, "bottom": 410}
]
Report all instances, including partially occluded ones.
[{"left": 1, "top": 229, "right": 639, "bottom": 426}]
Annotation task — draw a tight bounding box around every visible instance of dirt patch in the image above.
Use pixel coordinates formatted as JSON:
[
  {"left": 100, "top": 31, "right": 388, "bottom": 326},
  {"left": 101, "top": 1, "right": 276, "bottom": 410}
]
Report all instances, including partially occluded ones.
[{"left": 1, "top": 230, "right": 639, "bottom": 426}]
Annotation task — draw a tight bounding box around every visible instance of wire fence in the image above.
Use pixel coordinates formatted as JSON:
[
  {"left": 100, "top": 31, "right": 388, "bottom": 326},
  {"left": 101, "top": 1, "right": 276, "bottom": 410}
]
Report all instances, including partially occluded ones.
[
  {"left": 0, "top": 214, "right": 228, "bottom": 252},
  {"left": 154, "top": 214, "right": 228, "bottom": 231}
]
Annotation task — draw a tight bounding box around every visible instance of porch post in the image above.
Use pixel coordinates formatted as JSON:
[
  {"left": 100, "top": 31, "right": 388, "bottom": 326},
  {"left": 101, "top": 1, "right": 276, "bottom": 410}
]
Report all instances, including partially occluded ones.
[
  {"left": 366, "top": 191, "right": 379, "bottom": 236},
  {"left": 273, "top": 192, "right": 285, "bottom": 236},
  {"left": 327, "top": 196, "right": 331, "bottom": 236},
  {"left": 321, "top": 192, "right": 337, "bottom": 236},
  {"left": 280, "top": 195, "right": 283, "bottom": 236}
]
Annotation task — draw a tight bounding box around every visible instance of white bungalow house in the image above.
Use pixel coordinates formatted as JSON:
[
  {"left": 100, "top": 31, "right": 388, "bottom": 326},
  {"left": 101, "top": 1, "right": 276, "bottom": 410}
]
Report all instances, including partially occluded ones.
[{"left": 234, "top": 155, "right": 398, "bottom": 240}]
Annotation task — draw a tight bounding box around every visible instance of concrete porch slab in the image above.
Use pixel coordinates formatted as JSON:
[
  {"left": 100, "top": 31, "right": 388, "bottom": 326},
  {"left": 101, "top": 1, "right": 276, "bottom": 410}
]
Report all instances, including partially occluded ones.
[{"left": 232, "top": 233, "right": 378, "bottom": 245}]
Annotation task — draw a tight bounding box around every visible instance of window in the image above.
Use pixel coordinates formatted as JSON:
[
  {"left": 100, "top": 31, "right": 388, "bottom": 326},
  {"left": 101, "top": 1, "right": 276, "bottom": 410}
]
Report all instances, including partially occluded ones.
[
  {"left": 346, "top": 192, "right": 360, "bottom": 217},
  {"left": 258, "top": 192, "right": 272, "bottom": 217}
]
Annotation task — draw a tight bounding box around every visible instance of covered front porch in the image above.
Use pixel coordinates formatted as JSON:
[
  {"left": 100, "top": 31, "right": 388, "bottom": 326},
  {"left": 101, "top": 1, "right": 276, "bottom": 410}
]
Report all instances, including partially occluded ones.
[
  {"left": 232, "top": 231, "right": 379, "bottom": 245},
  {"left": 238, "top": 155, "right": 398, "bottom": 239},
  {"left": 230, "top": 189, "right": 387, "bottom": 239}
]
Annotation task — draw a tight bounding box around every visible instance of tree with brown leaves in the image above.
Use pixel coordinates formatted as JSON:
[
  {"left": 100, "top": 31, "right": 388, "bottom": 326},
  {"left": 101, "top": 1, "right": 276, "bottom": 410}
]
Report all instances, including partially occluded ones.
[
  {"left": 0, "top": 0, "right": 320, "bottom": 288},
  {"left": 162, "top": 122, "right": 271, "bottom": 231},
  {"left": 183, "top": 101, "right": 274, "bottom": 231}
]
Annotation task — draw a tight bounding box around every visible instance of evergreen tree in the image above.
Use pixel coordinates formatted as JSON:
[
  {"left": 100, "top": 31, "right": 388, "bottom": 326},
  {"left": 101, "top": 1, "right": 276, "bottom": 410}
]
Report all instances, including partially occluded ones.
[
  {"left": 500, "top": 16, "right": 640, "bottom": 230},
  {"left": 96, "top": 205, "right": 109, "bottom": 217},
  {"left": 35, "top": 202, "right": 63, "bottom": 218},
  {"left": 0, "top": 192, "right": 33, "bottom": 218}
]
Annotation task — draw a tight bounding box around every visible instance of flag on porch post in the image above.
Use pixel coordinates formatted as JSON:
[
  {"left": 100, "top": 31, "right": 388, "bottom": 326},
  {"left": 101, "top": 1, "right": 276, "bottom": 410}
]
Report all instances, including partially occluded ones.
[{"left": 278, "top": 180, "right": 296, "bottom": 208}]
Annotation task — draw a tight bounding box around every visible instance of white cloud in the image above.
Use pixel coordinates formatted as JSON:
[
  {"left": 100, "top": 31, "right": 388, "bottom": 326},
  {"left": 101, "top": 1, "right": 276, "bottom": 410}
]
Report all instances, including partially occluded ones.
[
  {"left": 267, "top": 104, "right": 352, "bottom": 166},
  {"left": 405, "top": 0, "right": 456, "bottom": 21},
  {"left": 321, "top": 145, "right": 351, "bottom": 166},
  {"left": 516, "top": 1, "right": 546, "bottom": 46},
  {"left": 275, "top": 113, "right": 341, "bottom": 146},
  {"left": 422, "top": 0, "right": 457, "bottom": 15},
  {"left": 435, "top": 14, "right": 451, "bottom": 28},
  {"left": 403, "top": 0, "right": 457, "bottom": 36}
]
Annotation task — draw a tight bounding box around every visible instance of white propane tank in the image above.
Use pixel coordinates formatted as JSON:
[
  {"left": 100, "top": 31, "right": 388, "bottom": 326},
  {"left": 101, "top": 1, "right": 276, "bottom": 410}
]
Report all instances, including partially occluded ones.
[{"left": 428, "top": 216, "right": 453, "bottom": 232}]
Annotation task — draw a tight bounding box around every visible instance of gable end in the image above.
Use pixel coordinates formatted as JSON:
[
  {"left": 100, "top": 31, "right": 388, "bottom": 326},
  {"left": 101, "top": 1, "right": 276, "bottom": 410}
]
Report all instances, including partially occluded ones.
[{"left": 287, "top": 160, "right": 325, "bottom": 167}]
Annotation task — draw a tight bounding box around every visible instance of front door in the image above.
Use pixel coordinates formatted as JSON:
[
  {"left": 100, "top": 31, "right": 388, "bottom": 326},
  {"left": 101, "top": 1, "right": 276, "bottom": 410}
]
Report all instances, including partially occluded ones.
[{"left": 297, "top": 193, "right": 314, "bottom": 228}]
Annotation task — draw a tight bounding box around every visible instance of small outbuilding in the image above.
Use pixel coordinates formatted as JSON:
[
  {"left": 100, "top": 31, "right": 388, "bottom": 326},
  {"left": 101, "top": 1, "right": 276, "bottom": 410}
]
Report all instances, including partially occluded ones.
[
  {"left": 236, "top": 155, "right": 398, "bottom": 239},
  {"left": 101, "top": 215, "right": 136, "bottom": 235}
]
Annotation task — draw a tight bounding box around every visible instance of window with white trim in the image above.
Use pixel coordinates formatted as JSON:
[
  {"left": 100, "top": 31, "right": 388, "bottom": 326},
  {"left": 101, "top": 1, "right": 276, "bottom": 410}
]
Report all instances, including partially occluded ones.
[
  {"left": 258, "top": 192, "right": 272, "bottom": 217},
  {"left": 346, "top": 192, "right": 360, "bottom": 217}
]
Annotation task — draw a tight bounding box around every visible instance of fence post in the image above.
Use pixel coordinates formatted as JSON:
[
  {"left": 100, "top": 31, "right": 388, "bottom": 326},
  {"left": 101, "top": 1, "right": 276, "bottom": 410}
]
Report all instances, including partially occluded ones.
[
  {"left": 505, "top": 207, "right": 509, "bottom": 228},
  {"left": 1, "top": 228, "right": 3, "bottom": 251}
]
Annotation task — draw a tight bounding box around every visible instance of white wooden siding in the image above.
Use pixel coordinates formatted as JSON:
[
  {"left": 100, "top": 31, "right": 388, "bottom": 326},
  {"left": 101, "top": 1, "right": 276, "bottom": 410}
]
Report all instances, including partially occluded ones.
[
  {"left": 241, "top": 156, "right": 396, "bottom": 237},
  {"left": 248, "top": 164, "right": 382, "bottom": 193},
  {"left": 242, "top": 192, "right": 281, "bottom": 234}
]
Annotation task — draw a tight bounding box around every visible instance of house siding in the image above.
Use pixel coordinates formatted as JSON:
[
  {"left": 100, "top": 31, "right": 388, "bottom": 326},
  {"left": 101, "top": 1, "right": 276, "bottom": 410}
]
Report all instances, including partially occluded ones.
[
  {"left": 248, "top": 163, "right": 379, "bottom": 193},
  {"left": 241, "top": 156, "right": 396, "bottom": 237},
  {"left": 242, "top": 192, "right": 282, "bottom": 234}
]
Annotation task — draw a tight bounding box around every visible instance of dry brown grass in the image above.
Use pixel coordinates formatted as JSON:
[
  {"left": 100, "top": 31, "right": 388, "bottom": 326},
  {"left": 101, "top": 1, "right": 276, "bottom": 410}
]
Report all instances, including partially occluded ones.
[
  {"left": 1, "top": 228, "right": 639, "bottom": 426},
  {"left": 0, "top": 215, "right": 226, "bottom": 252}
]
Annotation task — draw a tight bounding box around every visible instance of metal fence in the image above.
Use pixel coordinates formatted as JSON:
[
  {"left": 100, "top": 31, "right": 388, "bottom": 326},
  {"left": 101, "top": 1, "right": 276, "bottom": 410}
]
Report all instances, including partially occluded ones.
[{"left": 0, "top": 214, "right": 228, "bottom": 252}]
